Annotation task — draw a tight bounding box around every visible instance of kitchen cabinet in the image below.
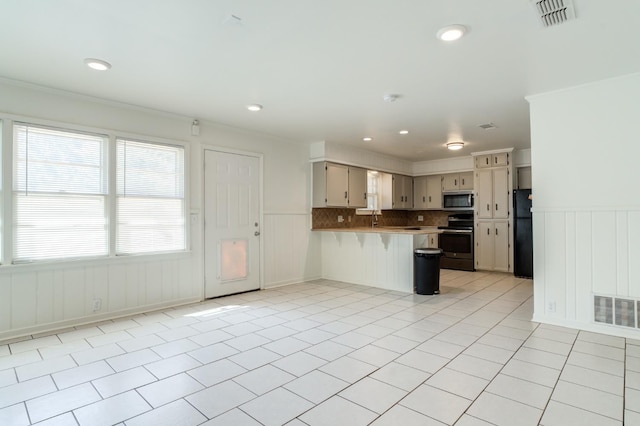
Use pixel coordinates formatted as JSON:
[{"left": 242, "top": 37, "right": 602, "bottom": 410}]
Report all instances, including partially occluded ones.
[
  {"left": 473, "top": 149, "right": 513, "bottom": 273},
  {"left": 414, "top": 175, "right": 443, "bottom": 209},
  {"left": 413, "top": 176, "right": 428, "bottom": 209},
  {"left": 312, "top": 162, "right": 367, "bottom": 208},
  {"left": 442, "top": 172, "right": 474, "bottom": 191},
  {"left": 476, "top": 153, "right": 509, "bottom": 168},
  {"left": 381, "top": 173, "right": 413, "bottom": 209},
  {"left": 348, "top": 166, "right": 368, "bottom": 208},
  {"left": 476, "top": 221, "right": 509, "bottom": 272},
  {"left": 476, "top": 168, "right": 509, "bottom": 219},
  {"left": 426, "top": 175, "right": 443, "bottom": 209},
  {"left": 429, "top": 233, "right": 438, "bottom": 248}
]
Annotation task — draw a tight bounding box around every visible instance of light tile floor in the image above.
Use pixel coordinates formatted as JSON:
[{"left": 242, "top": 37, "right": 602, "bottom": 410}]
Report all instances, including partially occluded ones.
[{"left": 1, "top": 270, "right": 639, "bottom": 425}]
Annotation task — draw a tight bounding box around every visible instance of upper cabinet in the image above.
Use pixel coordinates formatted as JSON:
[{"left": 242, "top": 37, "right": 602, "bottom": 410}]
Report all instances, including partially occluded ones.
[
  {"left": 414, "top": 175, "right": 445, "bottom": 209},
  {"left": 413, "top": 176, "right": 428, "bottom": 210},
  {"left": 347, "top": 166, "right": 368, "bottom": 208},
  {"left": 442, "top": 172, "right": 474, "bottom": 192},
  {"left": 381, "top": 173, "right": 413, "bottom": 210},
  {"left": 426, "top": 175, "right": 443, "bottom": 209},
  {"left": 312, "top": 162, "right": 367, "bottom": 208},
  {"left": 476, "top": 153, "right": 509, "bottom": 169}
]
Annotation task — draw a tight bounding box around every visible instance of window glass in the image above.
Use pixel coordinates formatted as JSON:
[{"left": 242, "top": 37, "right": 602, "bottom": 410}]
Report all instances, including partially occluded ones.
[
  {"left": 116, "top": 139, "right": 185, "bottom": 254},
  {"left": 13, "top": 124, "right": 108, "bottom": 262}
]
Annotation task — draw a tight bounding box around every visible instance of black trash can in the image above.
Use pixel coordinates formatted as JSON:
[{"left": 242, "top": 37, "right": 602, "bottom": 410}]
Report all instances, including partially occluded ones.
[{"left": 414, "top": 248, "right": 443, "bottom": 295}]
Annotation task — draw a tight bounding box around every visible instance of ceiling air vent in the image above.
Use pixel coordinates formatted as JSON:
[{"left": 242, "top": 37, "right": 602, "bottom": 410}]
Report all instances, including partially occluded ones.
[
  {"left": 478, "top": 123, "right": 497, "bottom": 130},
  {"left": 531, "top": 0, "right": 576, "bottom": 27}
]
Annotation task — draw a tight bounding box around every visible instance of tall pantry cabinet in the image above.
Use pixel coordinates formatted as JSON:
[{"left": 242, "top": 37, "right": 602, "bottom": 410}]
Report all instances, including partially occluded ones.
[{"left": 473, "top": 150, "right": 514, "bottom": 272}]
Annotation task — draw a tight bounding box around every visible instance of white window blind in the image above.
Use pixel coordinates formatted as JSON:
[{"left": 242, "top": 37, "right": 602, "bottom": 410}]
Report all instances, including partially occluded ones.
[
  {"left": 13, "top": 124, "right": 108, "bottom": 262},
  {"left": 116, "top": 139, "right": 185, "bottom": 254}
]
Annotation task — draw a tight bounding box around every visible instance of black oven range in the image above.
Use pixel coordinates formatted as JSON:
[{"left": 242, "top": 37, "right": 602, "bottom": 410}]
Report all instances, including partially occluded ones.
[{"left": 438, "top": 213, "right": 475, "bottom": 272}]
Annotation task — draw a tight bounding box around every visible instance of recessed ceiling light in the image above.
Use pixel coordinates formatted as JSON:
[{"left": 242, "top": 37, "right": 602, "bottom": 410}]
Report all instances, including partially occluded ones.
[
  {"left": 446, "top": 141, "right": 464, "bottom": 150},
  {"left": 399, "top": 130, "right": 409, "bottom": 135},
  {"left": 436, "top": 25, "right": 466, "bottom": 42},
  {"left": 246, "top": 104, "right": 263, "bottom": 112},
  {"left": 84, "top": 58, "right": 111, "bottom": 71},
  {"left": 363, "top": 137, "right": 373, "bottom": 142}
]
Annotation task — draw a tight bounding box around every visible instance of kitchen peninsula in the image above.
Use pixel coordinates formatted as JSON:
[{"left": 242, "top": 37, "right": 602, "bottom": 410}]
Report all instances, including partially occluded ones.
[{"left": 313, "top": 226, "right": 441, "bottom": 293}]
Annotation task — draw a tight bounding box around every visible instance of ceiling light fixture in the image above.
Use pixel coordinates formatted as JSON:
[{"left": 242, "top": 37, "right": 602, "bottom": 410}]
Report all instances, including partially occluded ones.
[
  {"left": 436, "top": 25, "right": 466, "bottom": 41},
  {"left": 363, "top": 137, "right": 373, "bottom": 142},
  {"left": 246, "top": 104, "right": 263, "bottom": 112},
  {"left": 446, "top": 141, "right": 464, "bottom": 150},
  {"left": 399, "top": 130, "right": 409, "bottom": 135},
  {"left": 84, "top": 58, "right": 111, "bottom": 71}
]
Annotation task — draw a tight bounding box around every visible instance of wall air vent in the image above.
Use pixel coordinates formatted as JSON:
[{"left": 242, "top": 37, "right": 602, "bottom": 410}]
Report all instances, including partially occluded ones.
[
  {"left": 594, "top": 294, "right": 639, "bottom": 328},
  {"left": 531, "top": 0, "right": 576, "bottom": 27}
]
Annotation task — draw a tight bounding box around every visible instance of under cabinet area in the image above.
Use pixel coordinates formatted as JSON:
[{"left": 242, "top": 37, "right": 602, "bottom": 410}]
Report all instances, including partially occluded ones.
[{"left": 312, "top": 162, "right": 368, "bottom": 208}]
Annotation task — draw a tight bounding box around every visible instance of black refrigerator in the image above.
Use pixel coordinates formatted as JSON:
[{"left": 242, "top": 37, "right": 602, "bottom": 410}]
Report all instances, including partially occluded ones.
[{"left": 513, "top": 189, "right": 533, "bottom": 278}]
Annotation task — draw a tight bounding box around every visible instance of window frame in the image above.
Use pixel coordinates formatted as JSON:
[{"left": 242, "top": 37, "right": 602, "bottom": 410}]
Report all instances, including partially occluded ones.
[
  {"left": 0, "top": 114, "right": 190, "bottom": 266},
  {"left": 115, "top": 136, "right": 187, "bottom": 256}
]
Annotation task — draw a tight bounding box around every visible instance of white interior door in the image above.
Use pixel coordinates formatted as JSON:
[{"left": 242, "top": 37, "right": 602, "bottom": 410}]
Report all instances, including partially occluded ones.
[{"left": 204, "top": 150, "right": 261, "bottom": 298}]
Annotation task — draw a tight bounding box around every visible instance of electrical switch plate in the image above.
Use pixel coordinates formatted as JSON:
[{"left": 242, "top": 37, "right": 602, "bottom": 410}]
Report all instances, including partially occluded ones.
[
  {"left": 418, "top": 215, "right": 424, "bottom": 221},
  {"left": 337, "top": 215, "right": 344, "bottom": 222},
  {"left": 92, "top": 298, "right": 102, "bottom": 312},
  {"left": 547, "top": 301, "right": 556, "bottom": 313}
]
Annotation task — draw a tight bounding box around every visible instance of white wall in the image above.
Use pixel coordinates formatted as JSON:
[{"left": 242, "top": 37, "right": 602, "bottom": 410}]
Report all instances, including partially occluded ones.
[
  {"left": 310, "top": 141, "right": 412, "bottom": 175},
  {"left": 0, "top": 79, "right": 319, "bottom": 339},
  {"left": 528, "top": 72, "right": 640, "bottom": 338}
]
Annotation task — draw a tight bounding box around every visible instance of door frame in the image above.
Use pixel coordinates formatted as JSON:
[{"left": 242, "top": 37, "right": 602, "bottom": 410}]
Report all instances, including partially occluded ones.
[{"left": 201, "top": 145, "right": 264, "bottom": 298}]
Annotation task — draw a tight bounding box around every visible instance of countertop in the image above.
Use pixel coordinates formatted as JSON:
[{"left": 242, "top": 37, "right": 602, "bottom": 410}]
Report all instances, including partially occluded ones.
[{"left": 312, "top": 226, "right": 442, "bottom": 235}]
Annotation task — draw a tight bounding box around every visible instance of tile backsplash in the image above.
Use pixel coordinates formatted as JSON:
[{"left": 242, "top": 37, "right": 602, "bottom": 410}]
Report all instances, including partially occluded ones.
[{"left": 312, "top": 208, "right": 450, "bottom": 229}]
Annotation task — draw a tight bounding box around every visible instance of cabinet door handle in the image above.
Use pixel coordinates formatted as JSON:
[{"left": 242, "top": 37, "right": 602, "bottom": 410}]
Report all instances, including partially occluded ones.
[
  {"left": 487, "top": 228, "right": 490, "bottom": 235},
  {"left": 485, "top": 157, "right": 489, "bottom": 165},
  {"left": 495, "top": 228, "right": 498, "bottom": 236},
  {"left": 495, "top": 203, "right": 498, "bottom": 211},
  {"left": 462, "top": 178, "right": 465, "bottom": 185},
  {"left": 429, "top": 196, "right": 432, "bottom": 203},
  {"left": 344, "top": 191, "right": 348, "bottom": 199},
  {"left": 486, "top": 204, "right": 490, "bottom": 211},
  {"left": 364, "top": 193, "right": 367, "bottom": 200},
  {"left": 454, "top": 179, "right": 457, "bottom": 186},
  {"left": 423, "top": 196, "right": 426, "bottom": 202}
]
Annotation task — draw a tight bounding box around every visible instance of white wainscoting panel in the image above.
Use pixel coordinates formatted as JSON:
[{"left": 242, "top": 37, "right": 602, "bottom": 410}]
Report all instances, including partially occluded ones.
[
  {"left": 0, "top": 255, "right": 198, "bottom": 340},
  {"left": 263, "top": 213, "right": 320, "bottom": 288},
  {"left": 320, "top": 231, "right": 414, "bottom": 293},
  {"left": 533, "top": 207, "right": 640, "bottom": 338}
]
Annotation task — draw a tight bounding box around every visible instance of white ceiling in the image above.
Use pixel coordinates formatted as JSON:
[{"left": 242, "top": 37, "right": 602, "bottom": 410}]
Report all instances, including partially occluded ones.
[{"left": 1, "top": 0, "right": 639, "bottom": 161}]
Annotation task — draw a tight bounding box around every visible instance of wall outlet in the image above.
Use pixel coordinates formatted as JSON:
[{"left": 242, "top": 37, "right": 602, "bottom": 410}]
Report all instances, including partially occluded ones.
[
  {"left": 417, "top": 215, "right": 424, "bottom": 222},
  {"left": 337, "top": 215, "right": 344, "bottom": 223},
  {"left": 547, "top": 301, "right": 556, "bottom": 313},
  {"left": 92, "top": 298, "right": 102, "bottom": 312}
]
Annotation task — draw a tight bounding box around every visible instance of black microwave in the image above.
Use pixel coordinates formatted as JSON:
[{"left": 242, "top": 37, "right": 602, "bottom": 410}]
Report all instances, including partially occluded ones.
[{"left": 443, "top": 192, "right": 474, "bottom": 210}]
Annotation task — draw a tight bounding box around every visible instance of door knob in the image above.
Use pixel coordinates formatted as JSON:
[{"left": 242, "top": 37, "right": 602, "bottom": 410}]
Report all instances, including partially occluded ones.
[{"left": 254, "top": 231, "right": 261, "bottom": 236}]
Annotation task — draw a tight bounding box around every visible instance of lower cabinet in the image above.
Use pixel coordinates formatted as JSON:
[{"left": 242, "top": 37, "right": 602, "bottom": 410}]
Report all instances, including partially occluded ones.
[
  {"left": 429, "top": 233, "right": 438, "bottom": 248},
  {"left": 476, "top": 221, "right": 509, "bottom": 272}
]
